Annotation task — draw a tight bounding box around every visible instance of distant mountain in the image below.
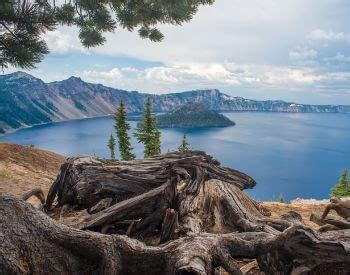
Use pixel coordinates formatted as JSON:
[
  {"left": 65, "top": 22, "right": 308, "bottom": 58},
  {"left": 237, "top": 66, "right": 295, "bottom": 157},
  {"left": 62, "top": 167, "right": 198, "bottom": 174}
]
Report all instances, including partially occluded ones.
[
  {"left": 1, "top": 71, "right": 350, "bottom": 134},
  {"left": 157, "top": 103, "right": 235, "bottom": 128}
]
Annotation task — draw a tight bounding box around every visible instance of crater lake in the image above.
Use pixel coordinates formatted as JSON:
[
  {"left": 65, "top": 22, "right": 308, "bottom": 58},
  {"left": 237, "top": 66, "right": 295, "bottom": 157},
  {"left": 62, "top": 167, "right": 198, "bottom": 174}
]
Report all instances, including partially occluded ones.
[{"left": 1, "top": 112, "right": 349, "bottom": 201}]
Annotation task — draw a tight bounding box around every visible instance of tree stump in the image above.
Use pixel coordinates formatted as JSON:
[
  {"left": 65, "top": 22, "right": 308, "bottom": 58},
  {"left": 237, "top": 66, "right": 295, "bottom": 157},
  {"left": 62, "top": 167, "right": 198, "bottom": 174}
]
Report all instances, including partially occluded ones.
[{"left": 1, "top": 151, "right": 349, "bottom": 274}]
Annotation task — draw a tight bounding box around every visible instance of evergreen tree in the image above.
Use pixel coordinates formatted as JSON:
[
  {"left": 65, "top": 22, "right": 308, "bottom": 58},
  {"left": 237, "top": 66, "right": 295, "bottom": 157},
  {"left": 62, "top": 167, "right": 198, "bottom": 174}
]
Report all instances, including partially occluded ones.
[
  {"left": 0, "top": 0, "right": 213, "bottom": 69},
  {"left": 178, "top": 133, "right": 190, "bottom": 153},
  {"left": 134, "top": 97, "right": 161, "bottom": 158},
  {"left": 331, "top": 170, "right": 350, "bottom": 198},
  {"left": 114, "top": 101, "right": 135, "bottom": 161},
  {"left": 278, "top": 194, "right": 285, "bottom": 203},
  {"left": 107, "top": 134, "right": 116, "bottom": 160},
  {"left": 149, "top": 128, "right": 161, "bottom": 156}
]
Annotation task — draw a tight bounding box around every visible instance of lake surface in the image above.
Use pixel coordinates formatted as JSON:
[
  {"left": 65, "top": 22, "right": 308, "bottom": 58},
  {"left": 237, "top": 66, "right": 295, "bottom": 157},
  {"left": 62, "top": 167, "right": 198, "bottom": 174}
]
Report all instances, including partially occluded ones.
[{"left": 1, "top": 112, "right": 350, "bottom": 201}]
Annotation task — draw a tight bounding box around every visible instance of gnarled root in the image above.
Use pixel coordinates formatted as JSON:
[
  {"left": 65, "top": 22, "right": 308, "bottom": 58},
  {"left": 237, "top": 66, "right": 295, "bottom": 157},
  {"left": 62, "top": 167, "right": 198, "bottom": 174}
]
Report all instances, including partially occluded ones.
[
  {"left": 3, "top": 152, "right": 350, "bottom": 274},
  {"left": 44, "top": 151, "right": 256, "bottom": 212},
  {"left": 1, "top": 194, "right": 349, "bottom": 274},
  {"left": 310, "top": 197, "right": 350, "bottom": 231},
  {"left": 21, "top": 187, "right": 45, "bottom": 205}
]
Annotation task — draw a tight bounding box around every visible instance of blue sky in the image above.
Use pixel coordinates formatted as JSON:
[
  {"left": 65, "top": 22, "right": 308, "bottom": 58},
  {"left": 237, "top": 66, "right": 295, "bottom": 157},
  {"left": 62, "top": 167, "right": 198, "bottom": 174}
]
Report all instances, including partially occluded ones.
[{"left": 5, "top": 0, "right": 350, "bottom": 104}]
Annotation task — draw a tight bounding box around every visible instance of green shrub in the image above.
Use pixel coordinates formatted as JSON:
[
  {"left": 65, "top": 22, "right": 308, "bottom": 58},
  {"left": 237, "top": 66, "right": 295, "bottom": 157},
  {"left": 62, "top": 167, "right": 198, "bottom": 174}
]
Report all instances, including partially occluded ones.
[
  {"left": 178, "top": 133, "right": 190, "bottom": 153},
  {"left": 331, "top": 170, "right": 350, "bottom": 198},
  {"left": 278, "top": 194, "right": 285, "bottom": 203}
]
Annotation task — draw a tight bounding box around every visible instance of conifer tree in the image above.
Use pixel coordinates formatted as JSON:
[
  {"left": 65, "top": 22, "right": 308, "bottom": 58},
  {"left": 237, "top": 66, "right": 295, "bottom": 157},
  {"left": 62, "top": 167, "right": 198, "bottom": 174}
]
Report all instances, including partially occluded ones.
[
  {"left": 278, "top": 194, "right": 285, "bottom": 203},
  {"left": 0, "top": 0, "right": 213, "bottom": 69},
  {"left": 114, "top": 101, "right": 135, "bottom": 161},
  {"left": 134, "top": 97, "right": 161, "bottom": 158},
  {"left": 107, "top": 134, "right": 116, "bottom": 160},
  {"left": 331, "top": 170, "right": 350, "bottom": 198},
  {"left": 178, "top": 133, "right": 190, "bottom": 153}
]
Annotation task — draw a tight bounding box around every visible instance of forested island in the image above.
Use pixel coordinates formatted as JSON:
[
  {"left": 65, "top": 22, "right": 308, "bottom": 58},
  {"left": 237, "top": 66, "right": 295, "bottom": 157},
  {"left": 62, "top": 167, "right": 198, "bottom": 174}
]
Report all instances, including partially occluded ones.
[{"left": 157, "top": 103, "right": 235, "bottom": 128}]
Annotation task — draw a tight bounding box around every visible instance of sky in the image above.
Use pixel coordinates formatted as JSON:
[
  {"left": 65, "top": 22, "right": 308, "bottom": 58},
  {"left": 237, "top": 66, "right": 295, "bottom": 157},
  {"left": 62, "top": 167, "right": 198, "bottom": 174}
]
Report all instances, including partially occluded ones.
[{"left": 5, "top": 0, "right": 350, "bottom": 104}]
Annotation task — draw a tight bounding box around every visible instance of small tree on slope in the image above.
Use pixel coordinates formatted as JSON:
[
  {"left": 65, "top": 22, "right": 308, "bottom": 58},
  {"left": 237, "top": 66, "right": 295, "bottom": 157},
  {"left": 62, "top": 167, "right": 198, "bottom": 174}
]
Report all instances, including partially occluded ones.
[
  {"left": 114, "top": 101, "right": 135, "bottom": 161},
  {"left": 107, "top": 134, "right": 116, "bottom": 160},
  {"left": 178, "top": 133, "right": 190, "bottom": 153},
  {"left": 331, "top": 170, "right": 350, "bottom": 198},
  {"left": 134, "top": 97, "right": 161, "bottom": 158}
]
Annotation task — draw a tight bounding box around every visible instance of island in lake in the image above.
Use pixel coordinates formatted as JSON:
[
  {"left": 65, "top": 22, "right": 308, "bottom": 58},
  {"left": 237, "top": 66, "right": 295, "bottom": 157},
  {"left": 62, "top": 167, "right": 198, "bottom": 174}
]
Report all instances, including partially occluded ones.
[{"left": 157, "top": 103, "right": 235, "bottom": 128}]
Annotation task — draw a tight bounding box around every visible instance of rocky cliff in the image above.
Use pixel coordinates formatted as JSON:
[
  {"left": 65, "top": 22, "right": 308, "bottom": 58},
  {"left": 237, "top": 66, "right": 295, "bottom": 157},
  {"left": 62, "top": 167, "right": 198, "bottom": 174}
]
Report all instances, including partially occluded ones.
[{"left": 1, "top": 71, "right": 349, "bottom": 134}]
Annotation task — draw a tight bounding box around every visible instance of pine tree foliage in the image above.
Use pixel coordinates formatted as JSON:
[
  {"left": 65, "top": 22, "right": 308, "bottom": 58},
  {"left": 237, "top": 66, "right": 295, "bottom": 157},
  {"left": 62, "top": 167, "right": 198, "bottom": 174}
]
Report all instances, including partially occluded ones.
[
  {"left": 149, "top": 128, "right": 161, "bottom": 156},
  {"left": 0, "top": 0, "right": 214, "bottom": 69},
  {"left": 178, "top": 133, "right": 190, "bottom": 153},
  {"left": 114, "top": 101, "right": 135, "bottom": 161},
  {"left": 134, "top": 97, "right": 161, "bottom": 158},
  {"left": 331, "top": 170, "right": 350, "bottom": 198},
  {"left": 107, "top": 133, "right": 116, "bottom": 160}
]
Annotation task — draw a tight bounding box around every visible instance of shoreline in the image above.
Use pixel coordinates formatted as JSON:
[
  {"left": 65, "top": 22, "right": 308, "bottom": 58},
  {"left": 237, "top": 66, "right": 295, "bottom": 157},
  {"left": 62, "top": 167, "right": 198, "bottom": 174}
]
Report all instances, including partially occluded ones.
[
  {"left": 2, "top": 111, "right": 350, "bottom": 137},
  {"left": 0, "top": 114, "right": 114, "bottom": 137}
]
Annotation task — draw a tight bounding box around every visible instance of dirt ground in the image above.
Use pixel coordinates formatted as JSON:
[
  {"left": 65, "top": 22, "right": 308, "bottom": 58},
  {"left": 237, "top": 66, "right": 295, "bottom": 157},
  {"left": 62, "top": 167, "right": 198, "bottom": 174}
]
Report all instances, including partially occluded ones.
[
  {"left": 0, "top": 142, "right": 65, "bottom": 203},
  {"left": 261, "top": 201, "right": 333, "bottom": 229}
]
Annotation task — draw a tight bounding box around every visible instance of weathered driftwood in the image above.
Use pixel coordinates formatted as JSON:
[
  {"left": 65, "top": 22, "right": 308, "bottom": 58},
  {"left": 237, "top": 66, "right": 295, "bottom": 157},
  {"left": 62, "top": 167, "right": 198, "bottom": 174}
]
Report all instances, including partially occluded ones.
[{"left": 1, "top": 151, "right": 350, "bottom": 274}]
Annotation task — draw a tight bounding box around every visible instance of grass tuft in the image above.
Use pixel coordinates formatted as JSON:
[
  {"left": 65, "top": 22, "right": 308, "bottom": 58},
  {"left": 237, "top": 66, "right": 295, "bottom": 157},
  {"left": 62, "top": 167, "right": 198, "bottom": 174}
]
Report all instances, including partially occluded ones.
[{"left": 0, "top": 169, "right": 10, "bottom": 178}]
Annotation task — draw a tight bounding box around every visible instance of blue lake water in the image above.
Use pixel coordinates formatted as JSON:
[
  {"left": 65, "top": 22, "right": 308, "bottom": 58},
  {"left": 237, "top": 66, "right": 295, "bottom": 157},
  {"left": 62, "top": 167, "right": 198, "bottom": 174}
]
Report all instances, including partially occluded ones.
[{"left": 1, "top": 112, "right": 349, "bottom": 201}]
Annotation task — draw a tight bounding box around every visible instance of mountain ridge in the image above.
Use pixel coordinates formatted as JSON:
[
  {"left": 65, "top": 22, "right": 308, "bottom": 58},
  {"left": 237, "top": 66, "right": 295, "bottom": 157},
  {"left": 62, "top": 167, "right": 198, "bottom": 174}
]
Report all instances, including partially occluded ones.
[{"left": 1, "top": 71, "right": 350, "bottom": 134}]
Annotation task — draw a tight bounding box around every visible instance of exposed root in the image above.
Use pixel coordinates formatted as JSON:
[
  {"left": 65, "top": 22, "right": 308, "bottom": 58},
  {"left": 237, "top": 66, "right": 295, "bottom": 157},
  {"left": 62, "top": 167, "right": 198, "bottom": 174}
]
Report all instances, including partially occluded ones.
[
  {"left": 21, "top": 187, "right": 45, "bottom": 205},
  {"left": 1, "top": 195, "right": 349, "bottom": 274},
  {"left": 2, "top": 152, "right": 350, "bottom": 274}
]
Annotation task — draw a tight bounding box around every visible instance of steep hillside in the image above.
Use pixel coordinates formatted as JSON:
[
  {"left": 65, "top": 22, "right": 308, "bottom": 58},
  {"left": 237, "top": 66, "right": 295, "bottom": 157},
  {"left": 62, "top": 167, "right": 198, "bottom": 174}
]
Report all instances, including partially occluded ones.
[
  {"left": 0, "top": 143, "right": 65, "bottom": 201},
  {"left": 1, "top": 71, "right": 350, "bottom": 134},
  {"left": 157, "top": 103, "right": 235, "bottom": 128}
]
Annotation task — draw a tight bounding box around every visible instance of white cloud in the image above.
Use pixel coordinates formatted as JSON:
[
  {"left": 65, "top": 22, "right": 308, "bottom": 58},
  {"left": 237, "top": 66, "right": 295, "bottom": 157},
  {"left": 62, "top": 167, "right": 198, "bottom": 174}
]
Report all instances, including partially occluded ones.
[
  {"left": 307, "top": 29, "right": 346, "bottom": 41},
  {"left": 43, "top": 29, "right": 87, "bottom": 54},
  {"left": 72, "top": 62, "right": 350, "bottom": 94},
  {"left": 120, "top": 67, "right": 139, "bottom": 73},
  {"left": 76, "top": 0, "right": 340, "bottom": 64},
  {"left": 325, "top": 54, "right": 350, "bottom": 62},
  {"left": 82, "top": 68, "right": 123, "bottom": 81},
  {"left": 289, "top": 47, "right": 318, "bottom": 60},
  {"left": 145, "top": 64, "right": 238, "bottom": 85}
]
